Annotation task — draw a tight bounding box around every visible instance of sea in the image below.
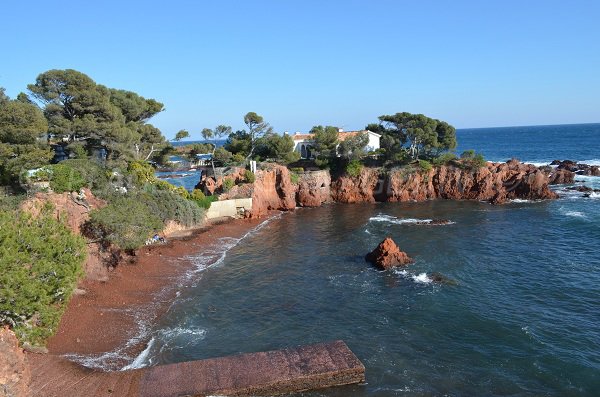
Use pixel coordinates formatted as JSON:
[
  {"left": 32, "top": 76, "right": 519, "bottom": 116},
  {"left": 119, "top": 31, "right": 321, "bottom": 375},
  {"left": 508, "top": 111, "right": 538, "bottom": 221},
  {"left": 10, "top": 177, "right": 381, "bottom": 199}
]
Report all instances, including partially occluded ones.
[{"left": 133, "top": 124, "right": 599, "bottom": 396}]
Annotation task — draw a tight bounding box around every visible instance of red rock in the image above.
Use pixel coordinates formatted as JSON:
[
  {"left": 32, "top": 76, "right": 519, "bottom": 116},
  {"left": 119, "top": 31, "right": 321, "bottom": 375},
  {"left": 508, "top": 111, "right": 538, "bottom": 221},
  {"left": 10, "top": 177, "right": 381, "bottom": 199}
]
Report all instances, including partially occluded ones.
[
  {"left": 0, "top": 327, "right": 30, "bottom": 397},
  {"left": 365, "top": 237, "right": 413, "bottom": 270},
  {"left": 296, "top": 170, "right": 332, "bottom": 207}
]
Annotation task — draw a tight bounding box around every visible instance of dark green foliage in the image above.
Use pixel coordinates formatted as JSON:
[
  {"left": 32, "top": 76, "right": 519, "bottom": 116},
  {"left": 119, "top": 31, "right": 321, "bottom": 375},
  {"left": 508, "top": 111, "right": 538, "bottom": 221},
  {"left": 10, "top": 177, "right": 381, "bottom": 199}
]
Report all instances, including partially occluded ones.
[
  {"left": 0, "top": 99, "right": 48, "bottom": 144},
  {"left": 346, "top": 159, "right": 364, "bottom": 177},
  {"left": 260, "top": 133, "right": 300, "bottom": 163},
  {"left": 418, "top": 159, "right": 433, "bottom": 172},
  {"left": 213, "top": 147, "right": 234, "bottom": 165},
  {"left": 0, "top": 208, "right": 85, "bottom": 345},
  {"left": 460, "top": 150, "right": 487, "bottom": 169},
  {"left": 60, "top": 159, "right": 109, "bottom": 192},
  {"left": 311, "top": 125, "right": 339, "bottom": 168},
  {"left": 377, "top": 112, "right": 457, "bottom": 161},
  {"left": 27, "top": 69, "right": 166, "bottom": 163},
  {"left": 338, "top": 132, "right": 369, "bottom": 160},
  {"left": 244, "top": 169, "right": 256, "bottom": 183},
  {"left": 244, "top": 112, "right": 273, "bottom": 159},
  {"left": 0, "top": 143, "right": 54, "bottom": 185},
  {"left": 224, "top": 130, "right": 251, "bottom": 156},
  {"left": 88, "top": 195, "right": 163, "bottom": 250},
  {"left": 48, "top": 163, "right": 86, "bottom": 193},
  {"left": 432, "top": 152, "right": 459, "bottom": 166},
  {"left": 190, "top": 189, "right": 217, "bottom": 209},
  {"left": 175, "top": 129, "right": 190, "bottom": 141},
  {"left": 223, "top": 178, "right": 235, "bottom": 191}
]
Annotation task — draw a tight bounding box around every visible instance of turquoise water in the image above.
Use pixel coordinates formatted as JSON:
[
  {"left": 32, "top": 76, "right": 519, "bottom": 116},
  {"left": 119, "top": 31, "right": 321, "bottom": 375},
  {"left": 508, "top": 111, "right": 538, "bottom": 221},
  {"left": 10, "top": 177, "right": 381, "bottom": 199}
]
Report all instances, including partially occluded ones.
[{"left": 133, "top": 124, "right": 599, "bottom": 396}]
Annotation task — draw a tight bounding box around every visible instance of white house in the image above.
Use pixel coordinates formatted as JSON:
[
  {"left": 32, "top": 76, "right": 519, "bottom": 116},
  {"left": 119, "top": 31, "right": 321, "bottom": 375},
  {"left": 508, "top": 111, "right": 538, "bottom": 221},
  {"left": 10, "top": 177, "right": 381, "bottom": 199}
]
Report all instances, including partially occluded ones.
[{"left": 290, "top": 129, "right": 381, "bottom": 159}]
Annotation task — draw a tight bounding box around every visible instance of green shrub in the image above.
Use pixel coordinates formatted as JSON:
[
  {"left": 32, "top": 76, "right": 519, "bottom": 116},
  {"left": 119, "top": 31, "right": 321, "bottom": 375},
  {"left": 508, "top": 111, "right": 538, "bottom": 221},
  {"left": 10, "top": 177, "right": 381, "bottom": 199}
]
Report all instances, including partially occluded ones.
[
  {"left": 244, "top": 169, "right": 256, "bottom": 183},
  {"left": 289, "top": 167, "right": 304, "bottom": 173},
  {"left": 223, "top": 178, "right": 235, "bottom": 192},
  {"left": 128, "top": 161, "right": 156, "bottom": 186},
  {"left": 49, "top": 163, "right": 86, "bottom": 193},
  {"left": 460, "top": 150, "right": 487, "bottom": 169},
  {"left": 88, "top": 195, "right": 164, "bottom": 251},
  {"left": 60, "top": 159, "right": 109, "bottom": 192},
  {"left": 232, "top": 153, "right": 246, "bottom": 164},
  {"left": 346, "top": 160, "right": 364, "bottom": 177},
  {"left": 141, "top": 188, "right": 205, "bottom": 227},
  {"left": 290, "top": 172, "right": 299, "bottom": 185},
  {"left": 190, "top": 189, "right": 217, "bottom": 209},
  {"left": 418, "top": 159, "right": 433, "bottom": 173},
  {"left": 432, "top": 152, "right": 458, "bottom": 166},
  {"left": 0, "top": 208, "right": 86, "bottom": 345}
]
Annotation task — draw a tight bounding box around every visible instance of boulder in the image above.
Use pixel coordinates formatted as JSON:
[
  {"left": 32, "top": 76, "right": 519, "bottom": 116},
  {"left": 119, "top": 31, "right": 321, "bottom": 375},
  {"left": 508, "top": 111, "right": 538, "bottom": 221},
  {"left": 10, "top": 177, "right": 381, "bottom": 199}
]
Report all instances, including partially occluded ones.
[
  {"left": 0, "top": 327, "right": 30, "bottom": 397},
  {"left": 365, "top": 237, "right": 413, "bottom": 270}
]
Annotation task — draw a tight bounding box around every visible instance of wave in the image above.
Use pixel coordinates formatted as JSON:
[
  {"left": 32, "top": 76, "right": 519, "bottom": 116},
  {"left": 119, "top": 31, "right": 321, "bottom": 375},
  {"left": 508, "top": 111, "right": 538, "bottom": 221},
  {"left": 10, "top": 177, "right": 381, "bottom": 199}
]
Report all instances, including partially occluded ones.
[
  {"left": 391, "top": 269, "right": 433, "bottom": 285},
  {"left": 412, "top": 273, "right": 432, "bottom": 284},
  {"left": 369, "top": 214, "right": 455, "bottom": 226},
  {"left": 66, "top": 214, "right": 283, "bottom": 371}
]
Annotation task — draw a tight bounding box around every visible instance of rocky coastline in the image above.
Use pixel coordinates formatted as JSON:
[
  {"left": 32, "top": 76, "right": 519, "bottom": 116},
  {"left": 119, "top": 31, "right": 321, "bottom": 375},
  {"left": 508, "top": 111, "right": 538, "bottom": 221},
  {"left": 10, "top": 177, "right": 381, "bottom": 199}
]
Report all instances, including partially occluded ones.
[
  {"left": 201, "top": 159, "right": 561, "bottom": 219},
  {"left": 6, "top": 158, "right": 572, "bottom": 396}
]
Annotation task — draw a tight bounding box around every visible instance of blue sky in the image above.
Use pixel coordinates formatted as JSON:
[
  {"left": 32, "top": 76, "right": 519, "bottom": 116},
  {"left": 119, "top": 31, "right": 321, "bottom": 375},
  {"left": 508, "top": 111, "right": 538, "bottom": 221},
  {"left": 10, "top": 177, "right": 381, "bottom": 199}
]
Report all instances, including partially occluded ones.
[{"left": 1, "top": 0, "right": 599, "bottom": 139}]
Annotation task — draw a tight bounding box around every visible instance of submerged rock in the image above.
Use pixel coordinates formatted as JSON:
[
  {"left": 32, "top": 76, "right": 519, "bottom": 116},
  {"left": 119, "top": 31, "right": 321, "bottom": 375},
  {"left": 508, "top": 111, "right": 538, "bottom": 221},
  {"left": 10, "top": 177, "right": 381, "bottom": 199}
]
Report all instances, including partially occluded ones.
[
  {"left": 428, "top": 272, "right": 458, "bottom": 286},
  {"left": 365, "top": 237, "right": 413, "bottom": 270}
]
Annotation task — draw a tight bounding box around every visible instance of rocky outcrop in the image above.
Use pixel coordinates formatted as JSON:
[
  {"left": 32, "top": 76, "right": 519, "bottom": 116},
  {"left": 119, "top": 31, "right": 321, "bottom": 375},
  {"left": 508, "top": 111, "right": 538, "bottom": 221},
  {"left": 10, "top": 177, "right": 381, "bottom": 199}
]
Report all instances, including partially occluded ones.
[
  {"left": 296, "top": 170, "right": 332, "bottom": 207},
  {"left": 365, "top": 237, "right": 413, "bottom": 270},
  {"left": 204, "top": 160, "right": 559, "bottom": 219},
  {"left": 20, "top": 189, "right": 110, "bottom": 281},
  {"left": 0, "top": 328, "right": 30, "bottom": 397},
  {"left": 544, "top": 168, "right": 575, "bottom": 185},
  {"left": 550, "top": 160, "right": 600, "bottom": 176},
  {"left": 331, "top": 167, "right": 380, "bottom": 203},
  {"left": 248, "top": 164, "right": 297, "bottom": 218},
  {"left": 332, "top": 160, "right": 557, "bottom": 205}
]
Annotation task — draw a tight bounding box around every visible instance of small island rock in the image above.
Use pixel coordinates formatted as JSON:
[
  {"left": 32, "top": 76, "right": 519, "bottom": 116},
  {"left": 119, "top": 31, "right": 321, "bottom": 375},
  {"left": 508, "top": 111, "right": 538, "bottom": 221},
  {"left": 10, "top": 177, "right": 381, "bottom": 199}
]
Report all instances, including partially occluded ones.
[{"left": 365, "top": 237, "right": 413, "bottom": 270}]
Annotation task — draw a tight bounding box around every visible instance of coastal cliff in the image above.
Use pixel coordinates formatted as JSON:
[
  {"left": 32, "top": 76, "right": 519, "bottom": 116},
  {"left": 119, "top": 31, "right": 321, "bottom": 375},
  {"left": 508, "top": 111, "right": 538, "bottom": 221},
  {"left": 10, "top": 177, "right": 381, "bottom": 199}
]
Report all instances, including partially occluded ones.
[{"left": 225, "top": 160, "right": 558, "bottom": 217}]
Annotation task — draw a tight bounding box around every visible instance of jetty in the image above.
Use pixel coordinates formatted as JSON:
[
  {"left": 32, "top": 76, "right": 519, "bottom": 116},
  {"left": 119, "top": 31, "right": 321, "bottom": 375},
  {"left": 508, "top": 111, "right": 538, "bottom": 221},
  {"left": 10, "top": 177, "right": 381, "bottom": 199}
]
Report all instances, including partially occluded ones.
[{"left": 27, "top": 340, "right": 365, "bottom": 396}]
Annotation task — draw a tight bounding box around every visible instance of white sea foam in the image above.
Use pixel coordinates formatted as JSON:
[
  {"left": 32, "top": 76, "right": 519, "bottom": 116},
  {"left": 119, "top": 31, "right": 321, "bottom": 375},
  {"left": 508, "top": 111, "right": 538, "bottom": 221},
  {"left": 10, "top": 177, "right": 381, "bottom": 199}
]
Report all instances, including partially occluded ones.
[
  {"left": 510, "top": 199, "right": 537, "bottom": 203},
  {"left": 369, "top": 214, "right": 455, "bottom": 225},
  {"left": 412, "top": 273, "right": 432, "bottom": 284},
  {"left": 589, "top": 192, "right": 600, "bottom": 199},
  {"left": 564, "top": 211, "right": 586, "bottom": 218},
  {"left": 66, "top": 213, "right": 284, "bottom": 371}
]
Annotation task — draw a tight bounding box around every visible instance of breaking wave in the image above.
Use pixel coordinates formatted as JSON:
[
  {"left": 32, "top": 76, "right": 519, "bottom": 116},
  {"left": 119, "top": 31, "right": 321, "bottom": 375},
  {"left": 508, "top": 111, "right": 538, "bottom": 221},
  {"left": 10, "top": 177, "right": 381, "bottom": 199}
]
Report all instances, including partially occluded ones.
[{"left": 369, "top": 214, "right": 455, "bottom": 225}]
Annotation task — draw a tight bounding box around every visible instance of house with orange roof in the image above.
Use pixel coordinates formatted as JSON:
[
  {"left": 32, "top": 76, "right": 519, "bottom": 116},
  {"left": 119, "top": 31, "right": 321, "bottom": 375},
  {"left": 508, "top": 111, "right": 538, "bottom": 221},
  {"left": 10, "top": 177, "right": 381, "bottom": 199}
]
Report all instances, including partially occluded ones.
[{"left": 290, "top": 128, "right": 381, "bottom": 159}]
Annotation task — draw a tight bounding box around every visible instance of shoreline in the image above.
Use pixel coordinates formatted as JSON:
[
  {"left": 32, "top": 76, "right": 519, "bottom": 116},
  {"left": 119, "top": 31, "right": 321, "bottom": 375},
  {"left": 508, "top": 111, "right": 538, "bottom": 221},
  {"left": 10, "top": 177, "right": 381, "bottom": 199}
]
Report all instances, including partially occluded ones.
[{"left": 37, "top": 215, "right": 273, "bottom": 371}]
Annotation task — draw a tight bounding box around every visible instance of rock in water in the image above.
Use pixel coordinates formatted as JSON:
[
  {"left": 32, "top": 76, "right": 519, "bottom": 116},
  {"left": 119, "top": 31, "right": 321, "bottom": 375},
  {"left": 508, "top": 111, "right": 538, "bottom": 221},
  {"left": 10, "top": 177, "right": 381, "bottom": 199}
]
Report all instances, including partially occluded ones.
[
  {"left": 365, "top": 237, "right": 413, "bottom": 270},
  {"left": 0, "top": 327, "right": 30, "bottom": 397}
]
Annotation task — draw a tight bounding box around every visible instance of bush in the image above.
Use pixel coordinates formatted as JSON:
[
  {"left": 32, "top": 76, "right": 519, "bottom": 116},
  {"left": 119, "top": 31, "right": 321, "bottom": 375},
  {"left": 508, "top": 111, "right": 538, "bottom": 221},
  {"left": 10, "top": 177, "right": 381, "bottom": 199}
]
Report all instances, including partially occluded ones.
[
  {"left": 191, "top": 189, "right": 217, "bottom": 209},
  {"left": 346, "top": 160, "right": 364, "bottom": 177},
  {"left": 128, "top": 161, "right": 155, "bottom": 186},
  {"left": 49, "top": 163, "right": 86, "bottom": 193},
  {"left": 223, "top": 177, "right": 235, "bottom": 191},
  {"left": 232, "top": 153, "right": 246, "bottom": 164},
  {"left": 60, "top": 159, "right": 109, "bottom": 192},
  {"left": 432, "top": 152, "right": 458, "bottom": 166},
  {"left": 290, "top": 172, "right": 299, "bottom": 185},
  {"left": 0, "top": 208, "right": 86, "bottom": 345},
  {"left": 289, "top": 167, "right": 304, "bottom": 173},
  {"left": 460, "top": 150, "right": 487, "bottom": 169},
  {"left": 244, "top": 169, "right": 255, "bottom": 183},
  {"left": 418, "top": 159, "right": 433, "bottom": 172},
  {"left": 88, "top": 195, "right": 164, "bottom": 251},
  {"left": 142, "top": 187, "right": 205, "bottom": 226}
]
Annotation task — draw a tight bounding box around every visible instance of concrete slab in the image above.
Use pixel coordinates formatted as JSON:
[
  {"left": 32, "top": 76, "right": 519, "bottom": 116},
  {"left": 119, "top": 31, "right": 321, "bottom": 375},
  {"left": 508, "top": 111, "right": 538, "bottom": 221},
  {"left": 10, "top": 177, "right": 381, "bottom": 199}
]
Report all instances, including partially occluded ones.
[{"left": 138, "top": 340, "right": 365, "bottom": 397}]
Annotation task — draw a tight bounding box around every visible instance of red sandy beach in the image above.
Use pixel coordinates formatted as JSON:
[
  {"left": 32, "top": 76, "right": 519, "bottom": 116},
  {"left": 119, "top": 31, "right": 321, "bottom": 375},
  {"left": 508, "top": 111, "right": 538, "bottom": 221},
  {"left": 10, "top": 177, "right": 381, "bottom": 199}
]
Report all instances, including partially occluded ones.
[{"left": 26, "top": 216, "right": 271, "bottom": 395}]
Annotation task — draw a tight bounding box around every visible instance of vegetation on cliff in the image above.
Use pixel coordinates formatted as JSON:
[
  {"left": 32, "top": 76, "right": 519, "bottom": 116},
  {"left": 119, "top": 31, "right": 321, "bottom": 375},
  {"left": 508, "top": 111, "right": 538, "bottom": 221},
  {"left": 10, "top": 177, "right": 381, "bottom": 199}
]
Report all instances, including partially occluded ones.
[{"left": 0, "top": 205, "right": 86, "bottom": 345}]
